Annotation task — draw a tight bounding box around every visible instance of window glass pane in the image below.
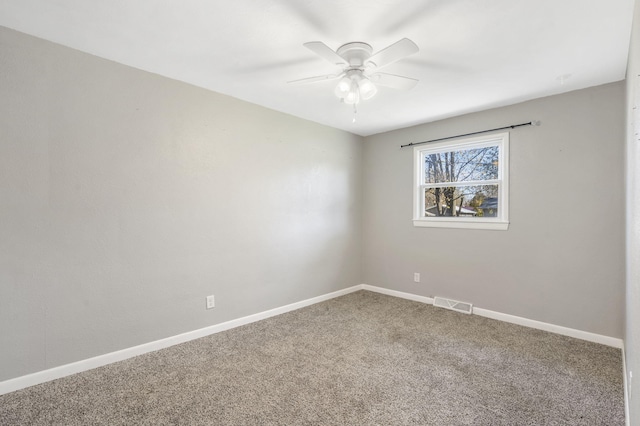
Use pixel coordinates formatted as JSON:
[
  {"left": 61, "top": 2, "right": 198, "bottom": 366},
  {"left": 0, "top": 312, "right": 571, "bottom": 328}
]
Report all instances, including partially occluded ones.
[
  {"left": 424, "top": 145, "right": 499, "bottom": 184},
  {"left": 424, "top": 184, "right": 499, "bottom": 217}
]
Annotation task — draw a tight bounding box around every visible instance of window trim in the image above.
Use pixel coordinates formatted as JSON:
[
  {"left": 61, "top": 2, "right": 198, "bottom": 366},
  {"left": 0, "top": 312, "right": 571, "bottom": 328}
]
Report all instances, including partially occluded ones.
[{"left": 412, "top": 132, "right": 509, "bottom": 230}]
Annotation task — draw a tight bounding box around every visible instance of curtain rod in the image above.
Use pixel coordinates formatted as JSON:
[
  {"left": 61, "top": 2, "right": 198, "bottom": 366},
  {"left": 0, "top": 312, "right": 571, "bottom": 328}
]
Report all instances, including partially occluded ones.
[{"left": 400, "top": 120, "right": 540, "bottom": 148}]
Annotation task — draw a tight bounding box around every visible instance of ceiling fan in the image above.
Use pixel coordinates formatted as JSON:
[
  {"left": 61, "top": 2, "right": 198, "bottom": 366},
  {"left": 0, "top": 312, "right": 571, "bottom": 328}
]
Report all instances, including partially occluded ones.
[{"left": 288, "top": 38, "right": 419, "bottom": 106}]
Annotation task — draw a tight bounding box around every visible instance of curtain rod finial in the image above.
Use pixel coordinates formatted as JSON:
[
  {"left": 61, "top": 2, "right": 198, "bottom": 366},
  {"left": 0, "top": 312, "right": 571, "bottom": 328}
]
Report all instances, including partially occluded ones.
[{"left": 532, "top": 120, "right": 541, "bottom": 126}]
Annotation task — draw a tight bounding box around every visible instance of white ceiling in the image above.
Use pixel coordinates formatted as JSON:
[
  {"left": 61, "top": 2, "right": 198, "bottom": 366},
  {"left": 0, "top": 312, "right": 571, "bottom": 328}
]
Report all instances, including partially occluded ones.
[{"left": 0, "top": 0, "right": 635, "bottom": 136}]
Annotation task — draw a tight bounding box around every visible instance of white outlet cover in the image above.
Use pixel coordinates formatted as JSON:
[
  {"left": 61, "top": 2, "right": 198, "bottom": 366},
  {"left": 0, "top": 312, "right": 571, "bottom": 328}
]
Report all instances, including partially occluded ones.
[{"left": 206, "top": 295, "right": 215, "bottom": 309}]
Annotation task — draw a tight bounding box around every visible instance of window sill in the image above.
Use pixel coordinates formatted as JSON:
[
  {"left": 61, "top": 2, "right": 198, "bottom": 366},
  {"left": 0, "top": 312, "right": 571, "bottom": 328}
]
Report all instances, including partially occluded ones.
[{"left": 413, "top": 219, "right": 509, "bottom": 230}]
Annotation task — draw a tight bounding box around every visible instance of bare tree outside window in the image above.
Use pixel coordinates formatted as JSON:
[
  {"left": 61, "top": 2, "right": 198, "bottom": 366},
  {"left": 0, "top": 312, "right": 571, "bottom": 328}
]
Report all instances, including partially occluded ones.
[{"left": 424, "top": 146, "right": 499, "bottom": 217}]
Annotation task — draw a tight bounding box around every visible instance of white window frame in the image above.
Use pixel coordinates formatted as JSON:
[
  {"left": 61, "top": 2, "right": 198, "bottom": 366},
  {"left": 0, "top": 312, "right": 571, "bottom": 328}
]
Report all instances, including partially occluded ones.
[{"left": 413, "top": 132, "right": 509, "bottom": 230}]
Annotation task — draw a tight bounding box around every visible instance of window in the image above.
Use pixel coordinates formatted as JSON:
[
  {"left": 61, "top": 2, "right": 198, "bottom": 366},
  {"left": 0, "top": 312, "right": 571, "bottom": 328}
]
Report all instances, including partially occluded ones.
[{"left": 413, "top": 132, "right": 509, "bottom": 230}]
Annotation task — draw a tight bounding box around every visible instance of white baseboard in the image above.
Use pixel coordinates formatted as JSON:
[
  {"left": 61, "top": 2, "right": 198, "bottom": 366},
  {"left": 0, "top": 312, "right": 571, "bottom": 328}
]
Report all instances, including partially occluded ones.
[
  {"left": 472, "top": 306, "right": 623, "bottom": 348},
  {"left": 361, "top": 284, "right": 624, "bottom": 349},
  {"left": 0, "top": 283, "right": 624, "bottom": 396},
  {"left": 360, "top": 284, "right": 434, "bottom": 305},
  {"left": 0, "top": 285, "right": 362, "bottom": 396},
  {"left": 622, "top": 342, "right": 630, "bottom": 426}
]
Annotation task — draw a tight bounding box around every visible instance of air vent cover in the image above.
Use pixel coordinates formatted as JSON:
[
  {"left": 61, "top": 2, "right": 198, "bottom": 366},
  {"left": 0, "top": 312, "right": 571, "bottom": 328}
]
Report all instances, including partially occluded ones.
[{"left": 433, "top": 296, "right": 473, "bottom": 315}]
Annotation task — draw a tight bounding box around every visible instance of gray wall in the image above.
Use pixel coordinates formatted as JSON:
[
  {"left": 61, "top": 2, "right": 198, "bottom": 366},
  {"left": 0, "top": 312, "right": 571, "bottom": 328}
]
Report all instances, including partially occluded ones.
[
  {"left": 362, "top": 82, "right": 625, "bottom": 339},
  {"left": 0, "top": 27, "right": 363, "bottom": 382},
  {"left": 626, "top": 0, "right": 639, "bottom": 422}
]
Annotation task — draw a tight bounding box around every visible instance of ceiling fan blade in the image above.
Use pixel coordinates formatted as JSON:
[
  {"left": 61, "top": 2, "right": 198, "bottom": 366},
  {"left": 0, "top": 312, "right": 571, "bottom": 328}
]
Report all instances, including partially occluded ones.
[
  {"left": 287, "top": 73, "right": 343, "bottom": 85},
  {"left": 370, "top": 72, "right": 419, "bottom": 90},
  {"left": 366, "top": 38, "right": 419, "bottom": 69},
  {"left": 303, "top": 42, "right": 348, "bottom": 66}
]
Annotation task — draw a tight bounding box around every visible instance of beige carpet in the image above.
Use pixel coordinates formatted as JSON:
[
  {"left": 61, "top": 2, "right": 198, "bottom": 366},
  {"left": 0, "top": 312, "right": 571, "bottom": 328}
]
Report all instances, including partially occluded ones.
[{"left": 0, "top": 291, "right": 625, "bottom": 425}]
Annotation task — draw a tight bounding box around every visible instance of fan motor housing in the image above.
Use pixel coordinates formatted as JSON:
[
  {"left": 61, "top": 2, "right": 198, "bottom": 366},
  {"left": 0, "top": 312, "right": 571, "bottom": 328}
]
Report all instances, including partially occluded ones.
[{"left": 336, "top": 42, "right": 372, "bottom": 67}]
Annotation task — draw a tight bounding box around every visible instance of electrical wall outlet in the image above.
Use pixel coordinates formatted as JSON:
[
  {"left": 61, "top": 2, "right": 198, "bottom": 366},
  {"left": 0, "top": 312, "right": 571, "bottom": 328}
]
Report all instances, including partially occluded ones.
[
  {"left": 414, "top": 272, "right": 420, "bottom": 283},
  {"left": 206, "top": 295, "right": 215, "bottom": 309}
]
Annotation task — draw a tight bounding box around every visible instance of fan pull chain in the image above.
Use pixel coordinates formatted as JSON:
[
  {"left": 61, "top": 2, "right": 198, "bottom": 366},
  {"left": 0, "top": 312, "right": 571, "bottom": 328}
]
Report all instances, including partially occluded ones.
[{"left": 352, "top": 104, "right": 357, "bottom": 123}]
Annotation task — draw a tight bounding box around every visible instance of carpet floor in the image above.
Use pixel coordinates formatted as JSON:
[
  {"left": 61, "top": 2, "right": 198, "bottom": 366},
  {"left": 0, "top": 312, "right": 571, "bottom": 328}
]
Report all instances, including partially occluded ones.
[{"left": 0, "top": 290, "right": 625, "bottom": 425}]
